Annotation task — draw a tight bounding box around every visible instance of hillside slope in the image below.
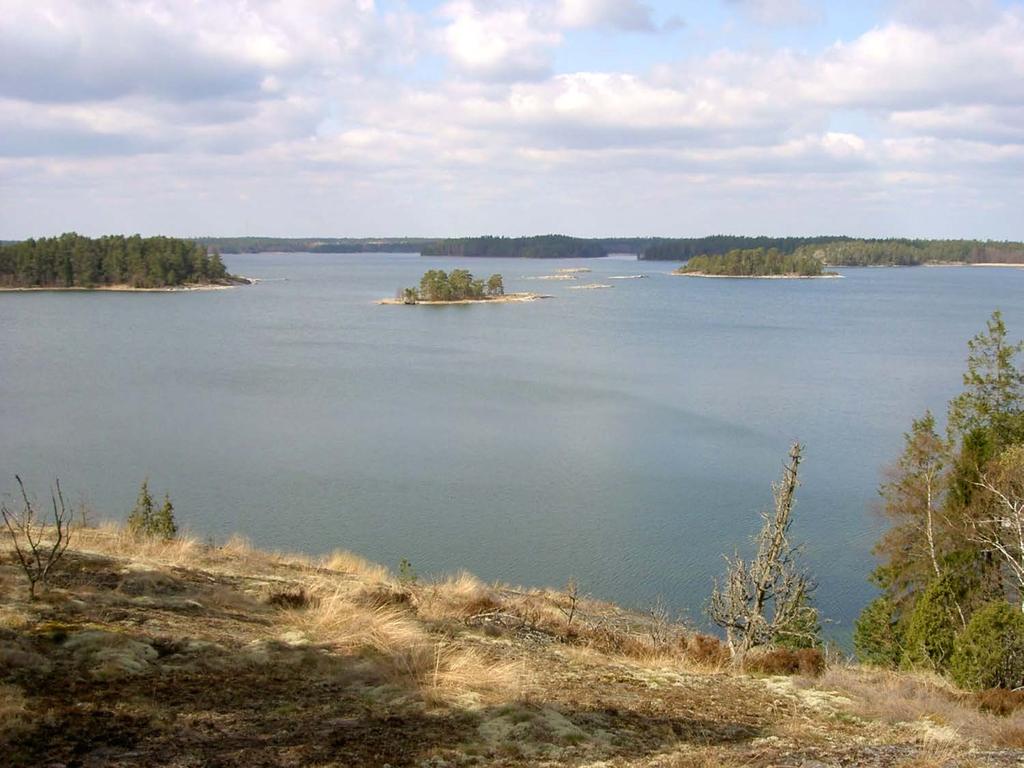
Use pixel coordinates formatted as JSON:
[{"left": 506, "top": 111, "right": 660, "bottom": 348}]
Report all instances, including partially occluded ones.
[{"left": 2, "top": 526, "right": 1023, "bottom": 767}]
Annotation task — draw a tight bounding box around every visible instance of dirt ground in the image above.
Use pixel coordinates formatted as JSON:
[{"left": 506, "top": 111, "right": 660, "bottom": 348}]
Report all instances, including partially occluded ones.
[{"left": 2, "top": 531, "right": 1023, "bottom": 767}]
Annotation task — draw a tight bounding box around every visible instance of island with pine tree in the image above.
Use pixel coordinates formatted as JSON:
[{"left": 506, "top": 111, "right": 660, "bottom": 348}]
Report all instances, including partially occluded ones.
[
  {"left": 379, "top": 269, "right": 549, "bottom": 304},
  {"left": 0, "top": 233, "right": 251, "bottom": 291},
  {"left": 674, "top": 248, "right": 840, "bottom": 279}
]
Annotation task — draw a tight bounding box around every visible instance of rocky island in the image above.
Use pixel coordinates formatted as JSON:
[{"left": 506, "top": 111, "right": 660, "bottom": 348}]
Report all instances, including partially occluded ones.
[
  {"left": 381, "top": 268, "right": 549, "bottom": 304},
  {"left": 674, "top": 248, "right": 840, "bottom": 279}
]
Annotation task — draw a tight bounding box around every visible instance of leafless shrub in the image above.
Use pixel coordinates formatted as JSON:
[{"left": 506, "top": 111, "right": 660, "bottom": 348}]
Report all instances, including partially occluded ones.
[
  {"left": 1, "top": 476, "right": 74, "bottom": 598},
  {"left": 684, "top": 633, "right": 731, "bottom": 668},
  {"left": 646, "top": 596, "right": 679, "bottom": 649},
  {"left": 976, "top": 687, "right": 1024, "bottom": 716}
]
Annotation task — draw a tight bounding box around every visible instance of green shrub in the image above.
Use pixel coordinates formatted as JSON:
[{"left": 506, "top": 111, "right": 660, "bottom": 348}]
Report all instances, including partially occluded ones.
[
  {"left": 901, "top": 577, "right": 962, "bottom": 671},
  {"left": 951, "top": 602, "right": 1024, "bottom": 691},
  {"left": 854, "top": 595, "right": 903, "bottom": 668}
]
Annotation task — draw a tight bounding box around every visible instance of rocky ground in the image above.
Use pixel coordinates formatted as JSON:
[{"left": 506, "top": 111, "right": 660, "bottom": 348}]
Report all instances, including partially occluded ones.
[{"left": 2, "top": 527, "right": 1023, "bottom": 767}]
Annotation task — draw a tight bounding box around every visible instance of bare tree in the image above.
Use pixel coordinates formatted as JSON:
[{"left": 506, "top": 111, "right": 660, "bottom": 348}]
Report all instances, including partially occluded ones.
[
  {"left": 557, "top": 577, "right": 582, "bottom": 632},
  {"left": 1, "top": 475, "right": 74, "bottom": 599},
  {"left": 971, "top": 445, "right": 1024, "bottom": 612},
  {"left": 707, "top": 443, "right": 817, "bottom": 662}
]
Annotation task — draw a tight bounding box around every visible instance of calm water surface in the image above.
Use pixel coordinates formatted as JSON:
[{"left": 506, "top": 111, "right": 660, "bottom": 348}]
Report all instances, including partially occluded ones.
[{"left": 3, "top": 254, "right": 1023, "bottom": 637}]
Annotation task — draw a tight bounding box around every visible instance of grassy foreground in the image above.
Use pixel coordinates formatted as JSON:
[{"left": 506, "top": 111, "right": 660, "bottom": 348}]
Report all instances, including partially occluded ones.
[{"left": 3, "top": 525, "right": 1024, "bottom": 767}]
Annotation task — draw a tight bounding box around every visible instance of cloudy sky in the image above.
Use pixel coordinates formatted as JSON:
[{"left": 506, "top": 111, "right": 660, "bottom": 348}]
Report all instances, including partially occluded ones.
[{"left": 1, "top": 0, "right": 1022, "bottom": 239}]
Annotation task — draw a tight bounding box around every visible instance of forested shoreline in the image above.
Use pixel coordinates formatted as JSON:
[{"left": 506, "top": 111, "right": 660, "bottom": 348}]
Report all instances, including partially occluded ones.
[
  {"left": 677, "top": 248, "right": 829, "bottom": 277},
  {"left": 0, "top": 233, "right": 237, "bottom": 289},
  {"left": 793, "top": 239, "right": 1024, "bottom": 266},
  {"left": 175, "top": 235, "right": 1024, "bottom": 265},
  {"left": 6, "top": 234, "right": 1024, "bottom": 273}
]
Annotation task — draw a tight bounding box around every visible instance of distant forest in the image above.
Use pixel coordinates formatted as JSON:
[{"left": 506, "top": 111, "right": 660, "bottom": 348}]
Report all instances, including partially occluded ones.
[
  {"left": 196, "top": 237, "right": 430, "bottom": 254},
  {"left": 792, "top": 239, "right": 1024, "bottom": 266},
  {"left": 0, "top": 233, "right": 231, "bottom": 288},
  {"left": 8, "top": 235, "right": 1024, "bottom": 272},
  {"left": 678, "top": 248, "right": 827, "bottom": 277},
  {"left": 643, "top": 236, "right": 847, "bottom": 261},
  {"left": 191, "top": 235, "right": 1024, "bottom": 265},
  {"left": 420, "top": 235, "right": 608, "bottom": 259}
]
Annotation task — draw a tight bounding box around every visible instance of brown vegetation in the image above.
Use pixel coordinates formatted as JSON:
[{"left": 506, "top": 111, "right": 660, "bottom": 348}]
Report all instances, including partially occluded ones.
[{"left": 3, "top": 524, "right": 1023, "bottom": 766}]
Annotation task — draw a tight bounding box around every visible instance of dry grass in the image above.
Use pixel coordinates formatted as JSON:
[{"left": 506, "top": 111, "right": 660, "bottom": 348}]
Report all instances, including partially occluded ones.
[
  {"left": 218, "top": 533, "right": 255, "bottom": 557},
  {"left": 72, "top": 523, "right": 314, "bottom": 576},
  {"left": 0, "top": 683, "right": 29, "bottom": 741},
  {"left": 810, "top": 666, "right": 1024, "bottom": 749},
  {"left": 75, "top": 522, "right": 203, "bottom": 567},
  {"left": 297, "top": 583, "right": 426, "bottom": 652},
  {"left": 389, "top": 642, "right": 523, "bottom": 703},
  {"left": 318, "top": 549, "right": 392, "bottom": 584},
  {"left": 893, "top": 743, "right": 981, "bottom": 768},
  {"left": 652, "top": 748, "right": 745, "bottom": 767},
  {"left": 290, "top": 580, "right": 521, "bottom": 702},
  {"left": 414, "top": 571, "right": 502, "bottom": 622}
]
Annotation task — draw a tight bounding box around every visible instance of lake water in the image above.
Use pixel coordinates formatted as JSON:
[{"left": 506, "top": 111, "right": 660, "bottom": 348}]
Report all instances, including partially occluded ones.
[{"left": 2, "top": 253, "right": 1023, "bottom": 639}]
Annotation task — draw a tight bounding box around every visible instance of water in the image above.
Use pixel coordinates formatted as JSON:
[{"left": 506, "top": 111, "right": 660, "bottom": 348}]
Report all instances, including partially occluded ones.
[{"left": 2, "top": 254, "right": 1022, "bottom": 638}]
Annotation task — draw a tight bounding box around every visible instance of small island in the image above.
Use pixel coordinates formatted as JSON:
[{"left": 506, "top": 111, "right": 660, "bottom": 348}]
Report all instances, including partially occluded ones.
[
  {"left": 674, "top": 248, "right": 839, "bottom": 278},
  {"left": 380, "top": 269, "right": 548, "bottom": 305},
  {"left": 0, "top": 233, "right": 250, "bottom": 291}
]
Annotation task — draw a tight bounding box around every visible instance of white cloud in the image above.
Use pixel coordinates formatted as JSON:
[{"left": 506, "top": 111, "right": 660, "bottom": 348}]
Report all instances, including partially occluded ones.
[
  {"left": 557, "top": 0, "right": 657, "bottom": 31},
  {"left": 2, "top": 0, "right": 1023, "bottom": 238},
  {"left": 727, "top": 0, "right": 822, "bottom": 26},
  {"left": 439, "top": 1, "right": 561, "bottom": 80}
]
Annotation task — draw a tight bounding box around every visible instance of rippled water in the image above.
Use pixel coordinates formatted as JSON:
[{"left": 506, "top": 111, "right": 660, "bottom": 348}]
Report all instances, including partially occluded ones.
[{"left": 3, "top": 253, "right": 1022, "bottom": 637}]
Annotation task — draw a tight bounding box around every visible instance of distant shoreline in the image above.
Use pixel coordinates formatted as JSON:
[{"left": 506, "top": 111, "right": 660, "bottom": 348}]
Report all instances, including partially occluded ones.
[
  {"left": 377, "top": 292, "right": 551, "bottom": 305},
  {"left": 0, "top": 277, "right": 254, "bottom": 293},
  {"left": 673, "top": 272, "right": 843, "bottom": 280},
  {"left": 921, "top": 262, "right": 1024, "bottom": 268}
]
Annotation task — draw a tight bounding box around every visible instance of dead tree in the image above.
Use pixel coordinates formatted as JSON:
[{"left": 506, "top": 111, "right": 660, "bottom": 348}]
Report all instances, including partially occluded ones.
[
  {"left": 1, "top": 475, "right": 74, "bottom": 599},
  {"left": 707, "top": 443, "right": 817, "bottom": 661},
  {"left": 557, "top": 578, "right": 582, "bottom": 632}
]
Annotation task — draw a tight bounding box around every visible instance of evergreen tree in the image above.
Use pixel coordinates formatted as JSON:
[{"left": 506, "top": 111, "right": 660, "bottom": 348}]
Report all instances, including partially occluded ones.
[
  {"left": 127, "top": 479, "right": 155, "bottom": 537},
  {"left": 948, "top": 310, "right": 1024, "bottom": 446},
  {"left": 152, "top": 494, "right": 178, "bottom": 541},
  {"left": 853, "top": 595, "right": 903, "bottom": 667}
]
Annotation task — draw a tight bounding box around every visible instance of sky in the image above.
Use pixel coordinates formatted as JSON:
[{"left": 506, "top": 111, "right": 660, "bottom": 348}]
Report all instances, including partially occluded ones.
[{"left": 1, "top": 0, "right": 1022, "bottom": 239}]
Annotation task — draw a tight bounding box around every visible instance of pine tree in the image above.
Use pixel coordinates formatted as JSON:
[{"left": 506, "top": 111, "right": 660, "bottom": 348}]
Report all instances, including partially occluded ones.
[
  {"left": 127, "top": 479, "right": 155, "bottom": 537},
  {"left": 152, "top": 494, "right": 178, "bottom": 541},
  {"left": 948, "top": 310, "right": 1024, "bottom": 446}
]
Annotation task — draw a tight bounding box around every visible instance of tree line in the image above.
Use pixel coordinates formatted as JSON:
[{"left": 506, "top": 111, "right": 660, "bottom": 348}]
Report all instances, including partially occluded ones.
[
  {"left": 401, "top": 269, "right": 504, "bottom": 302},
  {"left": 679, "top": 248, "right": 827, "bottom": 277},
  {"left": 0, "top": 233, "right": 231, "bottom": 288},
  {"left": 169, "top": 234, "right": 1024, "bottom": 264},
  {"left": 195, "top": 237, "right": 431, "bottom": 254},
  {"left": 793, "top": 239, "right": 1024, "bottom": 266},
  {"left": 643, "top": 236, "right": 846, "bottom": 261},
  {"left": 421, "top": 235, "right": 608, "bottom": 259}
]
